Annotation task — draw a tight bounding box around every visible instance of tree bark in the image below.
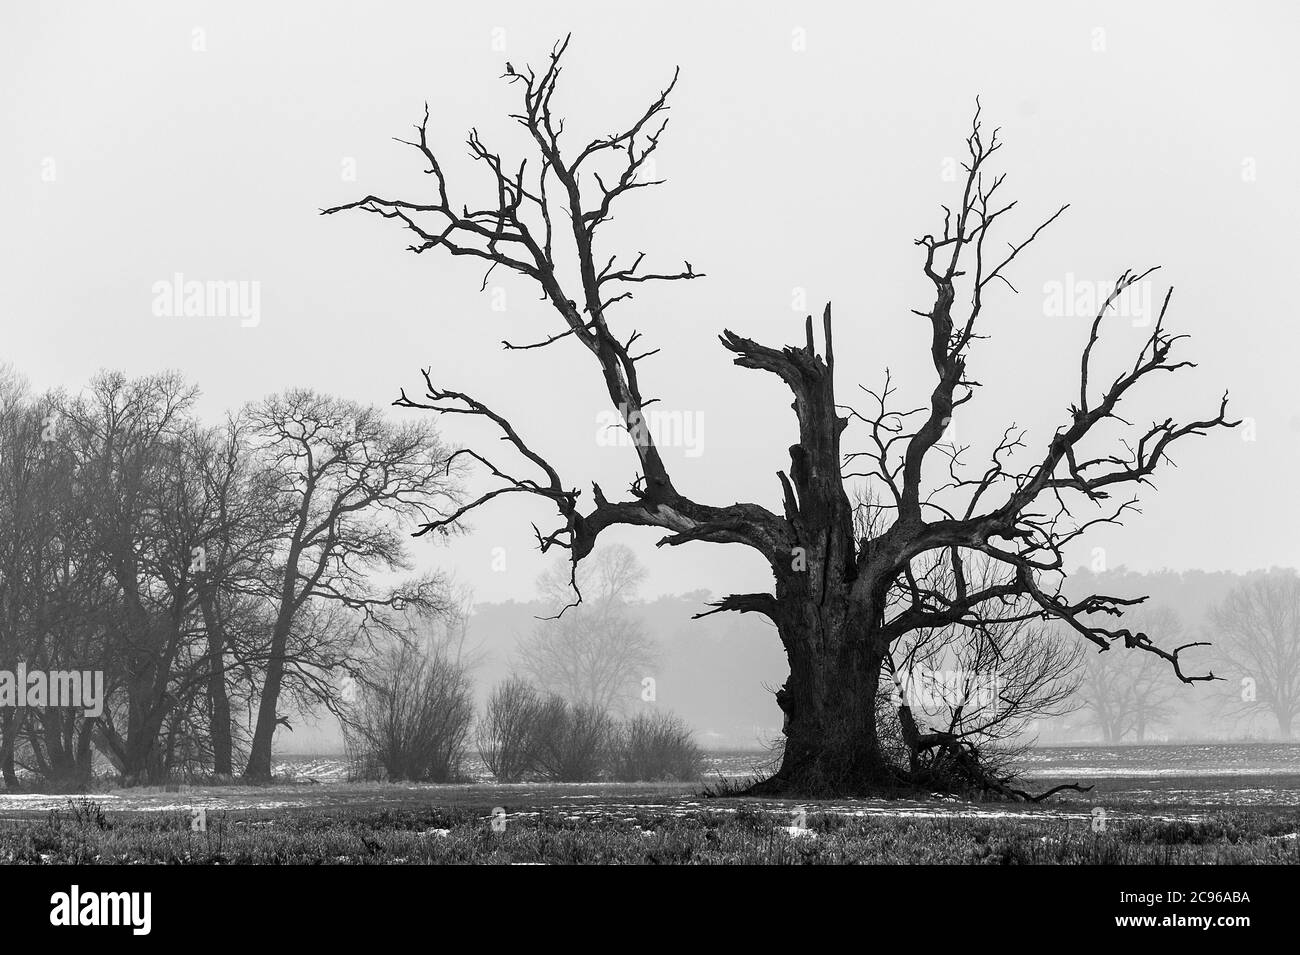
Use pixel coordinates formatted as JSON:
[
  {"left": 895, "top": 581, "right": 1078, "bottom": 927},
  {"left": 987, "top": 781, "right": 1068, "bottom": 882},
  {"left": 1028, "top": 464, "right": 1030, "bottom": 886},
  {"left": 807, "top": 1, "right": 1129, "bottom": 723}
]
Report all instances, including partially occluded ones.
[
  {"left": 325, "top": 59, "right": 1236, "bottom": 800},
  {"left": 245, "top": 604, "right": 293, "bottom": 782},
  {"left": 750, "top": 594, "right": 893, "bottom": 796},
  {"left": 197, "top": 584, "right": 234, "bottom": 776},
  {"left": 0, "top": 710, "right": 19, "bottom": 788}
]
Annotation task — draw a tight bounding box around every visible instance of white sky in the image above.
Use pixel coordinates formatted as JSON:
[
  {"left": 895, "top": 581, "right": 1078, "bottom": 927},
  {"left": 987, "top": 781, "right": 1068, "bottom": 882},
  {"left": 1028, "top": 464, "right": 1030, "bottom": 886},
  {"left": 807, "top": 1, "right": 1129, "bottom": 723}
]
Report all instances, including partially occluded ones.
[{"left": 3, "top": 1, "right": 1298, "bottom": 603}]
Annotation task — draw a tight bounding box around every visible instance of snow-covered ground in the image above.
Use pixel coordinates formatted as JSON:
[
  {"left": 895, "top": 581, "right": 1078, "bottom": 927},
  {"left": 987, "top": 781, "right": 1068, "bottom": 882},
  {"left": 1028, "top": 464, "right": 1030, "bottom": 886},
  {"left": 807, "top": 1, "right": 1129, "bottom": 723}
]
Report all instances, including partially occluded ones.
[{"left": 0, "top": 743, "right": 1294, "bottom": 817}]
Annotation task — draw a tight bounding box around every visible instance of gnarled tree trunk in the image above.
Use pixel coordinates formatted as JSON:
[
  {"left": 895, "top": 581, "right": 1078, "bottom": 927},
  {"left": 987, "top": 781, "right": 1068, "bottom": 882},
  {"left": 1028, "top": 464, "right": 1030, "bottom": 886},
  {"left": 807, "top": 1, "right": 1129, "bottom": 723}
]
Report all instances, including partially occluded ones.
[
  {"left": 760, "top": 601, "right": 890, "bottom": 795},
  {"left": 328, "top": 40, "right": 1234, "bottom": 798}
]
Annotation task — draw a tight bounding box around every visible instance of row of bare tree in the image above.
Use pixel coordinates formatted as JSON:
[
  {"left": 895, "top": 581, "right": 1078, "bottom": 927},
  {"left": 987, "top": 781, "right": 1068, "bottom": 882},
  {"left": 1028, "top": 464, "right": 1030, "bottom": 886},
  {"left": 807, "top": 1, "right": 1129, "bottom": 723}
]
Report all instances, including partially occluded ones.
[
  {"left": 0, "top": 367, "right": 458, "bottom": 786},
  {"left": 342, "top": 610, "right": 704, "bottom": 784},
  {"left": 1081, "top": 577, "right": 1300, "bottom": 742}
]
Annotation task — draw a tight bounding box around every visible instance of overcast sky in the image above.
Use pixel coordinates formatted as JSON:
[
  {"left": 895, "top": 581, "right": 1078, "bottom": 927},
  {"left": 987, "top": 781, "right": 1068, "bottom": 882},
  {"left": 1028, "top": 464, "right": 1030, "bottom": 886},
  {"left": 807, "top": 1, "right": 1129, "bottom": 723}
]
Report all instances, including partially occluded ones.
[{"left": 4, "top": 1, "right": 1297, "bottom": 605}]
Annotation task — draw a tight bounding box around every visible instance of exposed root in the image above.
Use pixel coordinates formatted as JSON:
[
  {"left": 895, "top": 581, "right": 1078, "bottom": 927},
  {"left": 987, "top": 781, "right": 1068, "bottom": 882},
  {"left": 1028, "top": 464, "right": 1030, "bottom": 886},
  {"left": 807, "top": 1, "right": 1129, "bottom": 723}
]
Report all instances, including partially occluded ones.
[
  {"left": 905, "top": 733, "right": 1092, "bottom": 802},
  {"left": 707, "top": 736, "right": 1092, "bottom": 803}
]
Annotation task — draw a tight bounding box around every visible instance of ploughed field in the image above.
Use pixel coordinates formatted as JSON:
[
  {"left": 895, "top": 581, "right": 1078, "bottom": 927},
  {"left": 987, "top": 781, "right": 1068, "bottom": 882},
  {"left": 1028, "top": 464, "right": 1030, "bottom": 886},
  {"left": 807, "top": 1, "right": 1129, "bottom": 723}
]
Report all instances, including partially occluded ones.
[{"left": 0, "top": 744, "right": 1296, "bottom": 864}]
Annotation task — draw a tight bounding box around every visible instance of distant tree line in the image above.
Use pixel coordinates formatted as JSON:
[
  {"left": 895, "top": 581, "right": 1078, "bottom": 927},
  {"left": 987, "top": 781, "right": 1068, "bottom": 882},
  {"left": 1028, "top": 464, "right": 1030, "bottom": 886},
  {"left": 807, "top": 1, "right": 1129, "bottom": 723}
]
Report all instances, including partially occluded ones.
[
  {"left": 0, "top": 367, "right": 457, "bottom": 786},
  {"left": 343, "top": 545, "right": 704, "bottom": 784},
  {"left": 1072, "top": 571, "right": 1300, "bottom": 742}
]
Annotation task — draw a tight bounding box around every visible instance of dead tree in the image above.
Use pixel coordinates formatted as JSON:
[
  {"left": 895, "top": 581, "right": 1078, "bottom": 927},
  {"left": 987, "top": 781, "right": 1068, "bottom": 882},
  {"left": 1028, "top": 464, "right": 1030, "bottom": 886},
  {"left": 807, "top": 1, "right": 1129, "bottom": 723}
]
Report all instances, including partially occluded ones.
[{"left": 324, "top": 37, "right": 1236, "bottom": 796}]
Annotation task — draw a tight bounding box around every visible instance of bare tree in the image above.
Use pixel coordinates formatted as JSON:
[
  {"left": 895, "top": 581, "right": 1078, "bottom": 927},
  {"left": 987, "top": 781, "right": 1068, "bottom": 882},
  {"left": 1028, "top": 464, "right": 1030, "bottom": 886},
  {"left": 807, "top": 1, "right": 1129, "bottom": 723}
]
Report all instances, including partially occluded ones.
[
  {"left": 889, "top": 610, "right": 1084, "bottom": 786},
  {"left": 1079, "top": 605, "right": 1181, "bottom": 743},
  {"left": 476, "top": 677, "right": 545, "bottom": 782},
  {"left": 0, "top": 368, "right": 470, "bottom": 788},
  {"left": 326, "top": 39, "right": 1235, "bottom": 796},
  {"left": 0, "top": 374, "right": 112, "bottom": 787},
  {"left": 420, "top": 583, "right": 481, "bottom": 670},
  {"left": 2, "top": 372, "right": 248, "bottom": 786},
  {"left": 242, "top": 391, "right": 460, "bottom": 781},
  {"left": 345, "top": 637, "right": 474, "bottom": 782},
  {"left": 515, "top": 544, "right": 656, "bottom": 712},
  {"left": 58, "top": 371, "right": 202, "bottom": 784},
  {"left": 185, "top": 414, "right": 279, "bottom": 776},
  {"left": 530, "top": 696, "right": 613, "bottom": 782},
  {"left": 608, "top": 711, "right": 703, "bottom": 782},
  {"left": 1210, "top": 573, "right": 1300, "bottom": 738}
]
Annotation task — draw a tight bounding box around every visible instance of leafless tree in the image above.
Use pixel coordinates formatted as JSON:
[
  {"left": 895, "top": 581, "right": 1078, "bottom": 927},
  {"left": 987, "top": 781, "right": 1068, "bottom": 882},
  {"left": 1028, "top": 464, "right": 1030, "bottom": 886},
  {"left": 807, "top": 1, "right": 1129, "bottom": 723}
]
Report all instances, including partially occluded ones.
[
  {"left": 0, "top": 367, "right": 468, "bottom": 788},
  {"left": 181, "top": 414, "right": 280, "bottom": 776},
  {"left": 1210, "top": 573, "right": 1300, "bottom": 738},
  {"left": 0, "top": 371, "right": 256, "bottom": 786},
  {"left": 345, "top": 637, "right": 475, "bottom": 782},
  {"left": 242, "top": 391, "right": 461, "bottom": 780},
  {"left": 57, "top": 371, "right": 202, "bottom": 784},
  {"left": 515, "top": 544, "right": 656, "bottom": 712},
  {"left": 530, "top": 695, "right": 613, "bottom": 782},
  {"left": 1078, "top": 605, "right": 1181, "bottom": 742},
  {"left": 0, "top": 373, "right": 114, "bottom": 786},
  {"left": 326, "top": 38, "right": 1236, "bottom": 796},
  {"left": 608, "top": 710, "right": 703, "bottom": 782},
  {"left": 476, "top": 677, "right": 545, "bottom": 782},
  {"left": 889, "top": 611, "right": 1084, "bottom": 786}
]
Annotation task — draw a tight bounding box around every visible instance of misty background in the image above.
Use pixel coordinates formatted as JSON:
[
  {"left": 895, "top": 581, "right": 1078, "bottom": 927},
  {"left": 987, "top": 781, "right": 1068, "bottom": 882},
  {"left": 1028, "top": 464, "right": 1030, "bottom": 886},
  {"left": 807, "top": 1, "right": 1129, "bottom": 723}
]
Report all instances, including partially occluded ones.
[{"left": 3, "top": 1, "right": 1297, "bottom": 755}]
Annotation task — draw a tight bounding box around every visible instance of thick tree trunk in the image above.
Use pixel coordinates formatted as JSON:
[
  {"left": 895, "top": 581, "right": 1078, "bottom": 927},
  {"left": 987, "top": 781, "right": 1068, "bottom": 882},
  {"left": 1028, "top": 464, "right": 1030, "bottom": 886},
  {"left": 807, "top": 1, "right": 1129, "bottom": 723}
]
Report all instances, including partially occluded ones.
[
  {"left": 198, "top": 585, "right": 233, "bottom": 776},
  {"left": 727, "top": 309, "right": 904, "bottom": 797},
  {"left": 0, "top": 710, "right": 19, "bottom": 788},
  {"left": 750, "top": 597, "right": 894, "bottom": 796},
  {"left": 75, "top": 719, "right": 96, "bottom": 781},
  {"left": 245, "top": 609, "right": 293, "bottom": 782},
  {"left": 41, "top": 711, "right": 83, "bottom": 788},
  {"left": 245, "top": 546, "right": 303, "bottom": 783},
  {"left": 116, "top": 567, "right": 171, "bottom": 785},
  {"left": 245, "top": 666, "right": 281, "bottom": 782},
  {"left": 120, "top": 711, "right": 169, "bottom": 785},
  {"left": 119, "top": 675, "right": 170, "bottom": 785}
]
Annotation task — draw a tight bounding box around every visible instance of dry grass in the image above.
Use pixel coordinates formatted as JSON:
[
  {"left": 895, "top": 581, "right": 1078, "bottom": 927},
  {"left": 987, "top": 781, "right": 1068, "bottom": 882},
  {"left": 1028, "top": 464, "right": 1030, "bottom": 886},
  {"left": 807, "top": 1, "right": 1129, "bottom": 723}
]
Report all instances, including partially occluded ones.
[{"left": 1, "top": 795, "right": 1296, "bottom": 865}]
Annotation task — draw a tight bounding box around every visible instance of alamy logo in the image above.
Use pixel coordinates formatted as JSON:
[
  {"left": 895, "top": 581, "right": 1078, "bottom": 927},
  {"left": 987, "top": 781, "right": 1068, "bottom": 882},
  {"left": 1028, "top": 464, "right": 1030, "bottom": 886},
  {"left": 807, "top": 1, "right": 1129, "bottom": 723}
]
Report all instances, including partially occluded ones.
[
  {"left": 1042, "top": 273, "right": 1153, "bottom": 324},
  {"left": 0, "top": 665, "right": 103, "bottom": 717},
  {"left": 596, "top": 403, "right": 704, "bottom": 458},
  {"left": 891, "top": 667, "right": 1002, "bottom": 715},
  {"left": 49, "top": 886, "right": 151, "bottom": 935},
  {"left": 151, "top": 272, "right": 261, "bottom": 327}
]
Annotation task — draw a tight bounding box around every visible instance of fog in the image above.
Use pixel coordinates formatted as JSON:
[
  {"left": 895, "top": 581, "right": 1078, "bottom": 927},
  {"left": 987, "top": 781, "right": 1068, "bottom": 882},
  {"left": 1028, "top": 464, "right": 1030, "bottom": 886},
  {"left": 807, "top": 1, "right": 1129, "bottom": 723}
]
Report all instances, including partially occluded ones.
[{"left": 5, "top": 1, "right": 1297, "bottom": 756}]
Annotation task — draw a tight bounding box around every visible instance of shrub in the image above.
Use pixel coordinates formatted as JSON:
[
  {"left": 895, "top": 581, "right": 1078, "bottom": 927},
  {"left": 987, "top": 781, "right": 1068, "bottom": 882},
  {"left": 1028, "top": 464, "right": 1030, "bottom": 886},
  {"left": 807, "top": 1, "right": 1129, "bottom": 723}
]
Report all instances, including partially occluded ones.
[
  {"left": 345, "top": 641, "right": 474, "bottom": 782},
  {"left": 476, "top": 679, "right": 547, "bottom": 782},
  {"left": 531, "top": 697, "right": 613, "bottom": 782},
  {"left": 608, "top": 711, "right": 704, "bottom": 782}
]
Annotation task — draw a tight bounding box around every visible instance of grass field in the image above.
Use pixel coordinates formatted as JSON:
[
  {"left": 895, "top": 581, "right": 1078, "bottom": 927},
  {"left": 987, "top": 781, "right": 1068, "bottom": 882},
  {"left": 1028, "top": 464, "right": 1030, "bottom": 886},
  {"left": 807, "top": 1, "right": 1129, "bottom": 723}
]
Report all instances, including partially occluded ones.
[
  {"left": 1, "top": 746, "right": 1296, "bottom": 864},
  {"left": 2, "top": 790, "right": 1297, "bottom": 865}
]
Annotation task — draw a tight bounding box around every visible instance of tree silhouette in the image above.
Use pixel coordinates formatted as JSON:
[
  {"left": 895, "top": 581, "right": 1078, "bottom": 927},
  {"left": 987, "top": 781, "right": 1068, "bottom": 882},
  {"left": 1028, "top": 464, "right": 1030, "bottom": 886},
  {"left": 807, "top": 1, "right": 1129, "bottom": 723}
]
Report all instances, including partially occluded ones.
[
  {"left": 516, "top": 544, "right": 657, "bottom": 713},
  {"left": 1211, "top": 573, "right": 1300, "bottom": 738},
  {"left": 325, "top": 37, "right": 1236, "bottom": 796},
  {"left": 1079, "top": 606, "right": 1181, "bottom": 742}
]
